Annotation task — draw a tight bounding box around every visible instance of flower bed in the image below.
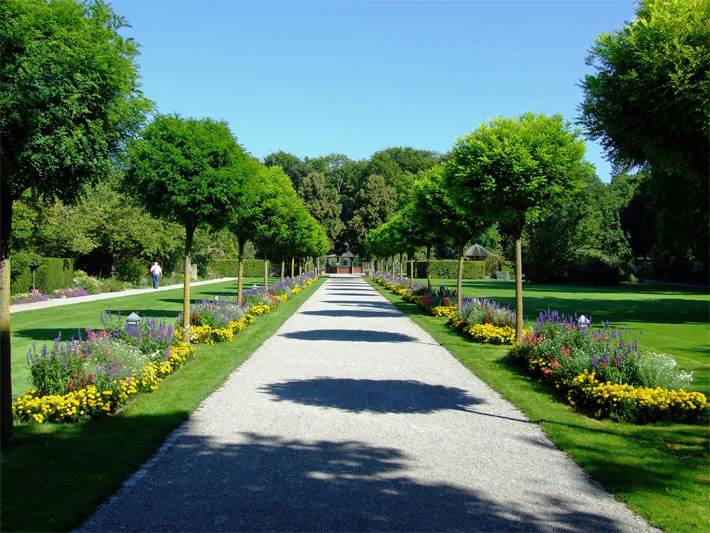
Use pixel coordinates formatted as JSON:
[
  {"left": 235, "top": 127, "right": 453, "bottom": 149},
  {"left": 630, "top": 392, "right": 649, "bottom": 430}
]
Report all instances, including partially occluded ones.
[
  {"left": 179, "top": 274, "right": 317, "bottom": 345},
  {"left": 13, "top": 273, "right": 319, "bottom": 424},
  {"left": 12, "top": 286, "right": 91, "bottom": 305},
  {"left": 447, "top": 297, "right": 521, "bottom": 345},
  {"left": 372, "top": 273, "right": 517, "bottom": 345},
  {"left": 509, "top": 309, "right": 709, "bottom": 424},
  {"left": 14, "top": 311, "right": 194, "bottom": 424}
]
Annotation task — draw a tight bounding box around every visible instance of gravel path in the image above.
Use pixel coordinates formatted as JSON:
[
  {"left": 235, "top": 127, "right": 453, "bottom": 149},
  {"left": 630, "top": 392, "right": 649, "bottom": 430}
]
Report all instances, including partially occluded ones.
[
  {"left": 10, "top": 278, "right": 238, "bottom": 314},
  {"left": 79, "top": 275, "right": 654, "bottom": 532}
]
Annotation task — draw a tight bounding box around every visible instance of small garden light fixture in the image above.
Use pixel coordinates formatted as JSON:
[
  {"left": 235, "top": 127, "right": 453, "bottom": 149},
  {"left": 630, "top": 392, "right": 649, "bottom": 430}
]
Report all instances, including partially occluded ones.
[
  {"left": 126, "top": 312, "right": 141, "bottom": 337},
  {"left": 578, "top": 314, "right": 591, "bottom": 330}
]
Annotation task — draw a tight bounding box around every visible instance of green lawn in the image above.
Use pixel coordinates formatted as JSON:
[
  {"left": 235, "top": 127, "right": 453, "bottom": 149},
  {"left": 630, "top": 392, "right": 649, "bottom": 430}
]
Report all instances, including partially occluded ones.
[
  {"left": 418, "top": 278, "right": 710, "bottom": 394},
  {"left": 9, "top": 277, "right": 282, "bottom": 398},
  {"left": 369, "top": 277, "right": 709, "bottom": 533},
  {"left": 2, "top": 276, "right": 324, "bottom": 532}
]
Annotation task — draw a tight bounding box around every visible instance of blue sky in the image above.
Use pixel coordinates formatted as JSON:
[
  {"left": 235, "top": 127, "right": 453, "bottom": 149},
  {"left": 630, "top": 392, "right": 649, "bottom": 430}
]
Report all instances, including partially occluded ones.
[{"left": 113, "top": 0, "right": 638, "bottom": 182}]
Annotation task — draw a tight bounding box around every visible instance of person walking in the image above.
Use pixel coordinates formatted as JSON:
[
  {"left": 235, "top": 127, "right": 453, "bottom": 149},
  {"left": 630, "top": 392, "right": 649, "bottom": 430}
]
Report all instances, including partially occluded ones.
[{"left": 150, "top": 261, "right": 162, "bottom": 289}]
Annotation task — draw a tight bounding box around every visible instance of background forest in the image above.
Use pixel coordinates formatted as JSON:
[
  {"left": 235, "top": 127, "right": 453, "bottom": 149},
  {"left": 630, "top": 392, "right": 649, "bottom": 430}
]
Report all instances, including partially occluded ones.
[{"left": 10, "top": 145, "right": 704, "bottom": 292}]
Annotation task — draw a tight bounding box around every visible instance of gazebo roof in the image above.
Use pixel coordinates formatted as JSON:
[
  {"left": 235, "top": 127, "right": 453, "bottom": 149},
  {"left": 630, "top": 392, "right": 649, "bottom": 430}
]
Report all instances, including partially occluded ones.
[{"left": 464, "top": 243, "right": 495, "bottom": 260}]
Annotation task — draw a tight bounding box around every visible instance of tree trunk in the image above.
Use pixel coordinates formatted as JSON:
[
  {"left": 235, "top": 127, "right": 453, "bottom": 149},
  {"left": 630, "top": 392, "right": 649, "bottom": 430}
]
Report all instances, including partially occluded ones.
[
  {"left": 399, "top": 252, "right": 403, "bottom": 279},
  {"left": 290, "top": 256, "right": 295, "bottom": 278},
  {"left": 409, "top": 258, "right": 414, "bottom": 288},
  {"left": 280, "top": 256, "right": 285, "bottom": 282},
  {"left": 457, "top": 243, "right": 465, "bottom": 309},
  {"left": 1, "top": 188, "right": 13, "bottom": 444},
  {"left": 298, "top": 260, "right": 302, "bottom": 276},
  {"left": 426, "top": 245, "right": 432, "bottom": 291},
  {"left": 263, "top": 253, "right": 269, "bottom": 290},
  {"left": 515, "top": 234, "right": 524, "bottom": 342},
  {"left": 237, "top": 238, "right": 245, "bottom": 305},
  {"left": 183, "top": 225, "right": 195, "bottom": 344}
]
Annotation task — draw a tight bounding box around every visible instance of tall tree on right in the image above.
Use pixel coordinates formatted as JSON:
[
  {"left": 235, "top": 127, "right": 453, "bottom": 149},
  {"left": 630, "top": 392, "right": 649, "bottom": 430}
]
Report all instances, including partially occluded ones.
[
  {"left": 445, "top": 112, "right": 587, "bottom": 340},
  {"left": 579, "top": 0, "right": 709, "bottom": 264}
]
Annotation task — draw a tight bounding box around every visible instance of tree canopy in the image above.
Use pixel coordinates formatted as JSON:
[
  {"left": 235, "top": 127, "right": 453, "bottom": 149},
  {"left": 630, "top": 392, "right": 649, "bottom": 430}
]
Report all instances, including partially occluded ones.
[
  {"left": 445, "top": 112, "right": 588, "bottom": 338},
  {"left": 579, "top": 0, "right": 709, "bottom": 263},
  {"left": 127, "top": 114, "right": 247, "bottom": 339}
]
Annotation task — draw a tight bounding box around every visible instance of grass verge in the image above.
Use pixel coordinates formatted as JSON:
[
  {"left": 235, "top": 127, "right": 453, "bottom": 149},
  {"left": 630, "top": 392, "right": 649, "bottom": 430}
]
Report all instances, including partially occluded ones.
[
  {"left": 1, "top": 276, "right": 325, "bottom": 533},
  {"left": 367, "top": 277, "right": 709, "bottom": 533}
]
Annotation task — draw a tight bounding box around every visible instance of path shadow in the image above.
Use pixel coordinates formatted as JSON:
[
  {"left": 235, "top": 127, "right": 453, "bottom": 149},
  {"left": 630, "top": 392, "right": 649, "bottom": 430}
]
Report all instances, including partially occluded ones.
[
  {"left": 300, "top": 309, "right": 402, "bottom": 318},
  {"left": 260, "top": 378, "right": 484, "bottom": 414},
  {"left": 323, "top": 300, "right": 393, "bottom": 309},
  {"left": 326, "top": 292, "right": 377, "bottom": 297},
  {"left": 280, "top": 329, "right": 418, "bottom": 343},
  {"left": 77, "top": 432, "right": 628, "bottom": 532}
]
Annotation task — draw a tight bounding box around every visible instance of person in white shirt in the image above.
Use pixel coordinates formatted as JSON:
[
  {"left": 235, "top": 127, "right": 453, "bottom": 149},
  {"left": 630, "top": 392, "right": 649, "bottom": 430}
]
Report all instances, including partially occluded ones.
[{"left": 150, "top": 261, "right": 162, "bottom": 289}]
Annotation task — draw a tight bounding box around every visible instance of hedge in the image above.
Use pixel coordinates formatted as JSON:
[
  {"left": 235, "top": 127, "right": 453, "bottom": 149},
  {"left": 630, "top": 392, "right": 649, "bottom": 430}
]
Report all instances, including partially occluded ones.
[
  {"left": 11, "top": 257, "right": 74, "bottom": 295},
  {"left": 415, "top": 260, "right": 487, "bottom": 279},
  {"left": 207, "top": 259, "right": 264, "bottom": 278}
]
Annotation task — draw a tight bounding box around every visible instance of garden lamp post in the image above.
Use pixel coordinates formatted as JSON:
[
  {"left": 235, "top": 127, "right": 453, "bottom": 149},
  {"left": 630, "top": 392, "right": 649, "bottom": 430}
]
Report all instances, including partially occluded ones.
[
  {"left": 578, "top": 315, "right": 591, "bottom": 330},
  {"left": 126, "top": 312, "right": 141, "bottom": 337}
]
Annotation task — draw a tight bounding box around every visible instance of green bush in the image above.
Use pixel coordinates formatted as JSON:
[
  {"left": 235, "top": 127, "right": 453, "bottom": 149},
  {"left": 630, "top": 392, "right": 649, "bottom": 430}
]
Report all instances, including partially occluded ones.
[
  {"left": 208, "top": 259, "right": 263, "bottom": 278},
  {"left": 415, "top": 260, "right": 486, "bottom": 279},
  {"left": 114, "top": 257, "right": 146, "bottom": 285},
  {"left": 12, "top": 257, "right": 74, "bottom": 295}
]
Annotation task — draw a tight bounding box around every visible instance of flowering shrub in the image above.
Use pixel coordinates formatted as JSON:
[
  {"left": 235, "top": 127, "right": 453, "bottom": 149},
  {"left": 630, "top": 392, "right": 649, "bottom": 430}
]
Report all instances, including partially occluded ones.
[
  {"left": 508, "top": 309, "right": 707, "bottom": 424},
  {"left": 449, "top": 321, "right": 518, "bottom": 345},
  {"left": 457, "top": 298, "right": 516, "bottom": 328},
  {"left": 52, "top": 286, "right": 90, "bottom": 299},
  {"left": 567, "top": 370, "right": 708, "bottom": 424},
  {"left": 14, "top": 342, "right": 193, "bottom": 424},
  {"left": 12, "top": 286, "right": 92, "bottom": 305},
  {"left": 11, "top": 289, "right": 49, "bottom": 305},
  {"left": 445, "top": 298, "right": 521, "bottom": 345},
  {"left": 184, "top": 273, "right": 316, "bottom": 344}
]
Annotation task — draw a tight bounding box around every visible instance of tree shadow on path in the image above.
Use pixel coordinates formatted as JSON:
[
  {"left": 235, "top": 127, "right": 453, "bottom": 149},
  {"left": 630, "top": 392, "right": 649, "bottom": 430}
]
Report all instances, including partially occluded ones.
[
  {"left": 300, "top": 309, "right": 402, "bottom": 318},
  {"left": 280, "top": 329, "right": 418, "bottom": 343},
  {"left": 79, "top": 432, "right": 629, "bottom": 532},
  {"left": 260, "top": 378, "right": 485, "bottom": 414}
]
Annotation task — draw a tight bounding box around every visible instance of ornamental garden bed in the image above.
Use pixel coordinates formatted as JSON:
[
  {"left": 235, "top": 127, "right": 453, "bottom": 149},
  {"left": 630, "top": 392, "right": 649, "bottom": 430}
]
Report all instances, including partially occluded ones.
[
  {"left": 371, "top": 272, "right": 708, "bottom": 425},
  {"left": 14, "top": 273, "right": 318, "bottom": 425}
]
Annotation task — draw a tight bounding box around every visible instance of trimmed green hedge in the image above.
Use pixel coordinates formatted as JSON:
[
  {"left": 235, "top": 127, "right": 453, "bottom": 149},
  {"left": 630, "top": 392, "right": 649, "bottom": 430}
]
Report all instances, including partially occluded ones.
[
  {"left": 11, "top": 257, "right": 74, "bottom": 295},
  {"left": 207, "top": 259, "right": 264, "bottom": 278},
  {"left": 415, "top": 260, "right": 487, "bottom": 279}
]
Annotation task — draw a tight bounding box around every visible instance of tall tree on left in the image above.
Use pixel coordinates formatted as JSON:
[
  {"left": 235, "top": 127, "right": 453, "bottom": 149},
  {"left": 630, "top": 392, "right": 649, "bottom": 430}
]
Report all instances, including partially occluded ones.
[
  {"left": 0, "top": 0, "right": 152, "bottom": 445},
  {"left": 126, "top": 115, "right": 248, "bottom": 343}
]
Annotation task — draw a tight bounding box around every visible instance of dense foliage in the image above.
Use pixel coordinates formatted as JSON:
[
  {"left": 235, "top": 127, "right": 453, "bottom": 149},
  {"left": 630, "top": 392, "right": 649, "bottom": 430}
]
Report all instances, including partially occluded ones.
[{"left": 580, "top": 0, "right": 709, "bottom": 269}]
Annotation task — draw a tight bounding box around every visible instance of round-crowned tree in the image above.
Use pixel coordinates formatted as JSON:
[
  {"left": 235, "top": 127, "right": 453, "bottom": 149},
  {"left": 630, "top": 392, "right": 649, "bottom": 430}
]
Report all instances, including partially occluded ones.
[
  {"left": 445, "top": 112, "right": 587, "bottom": 340},
  {"left": 126, "top": 114, "right": 247, "bottom": 341}
]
